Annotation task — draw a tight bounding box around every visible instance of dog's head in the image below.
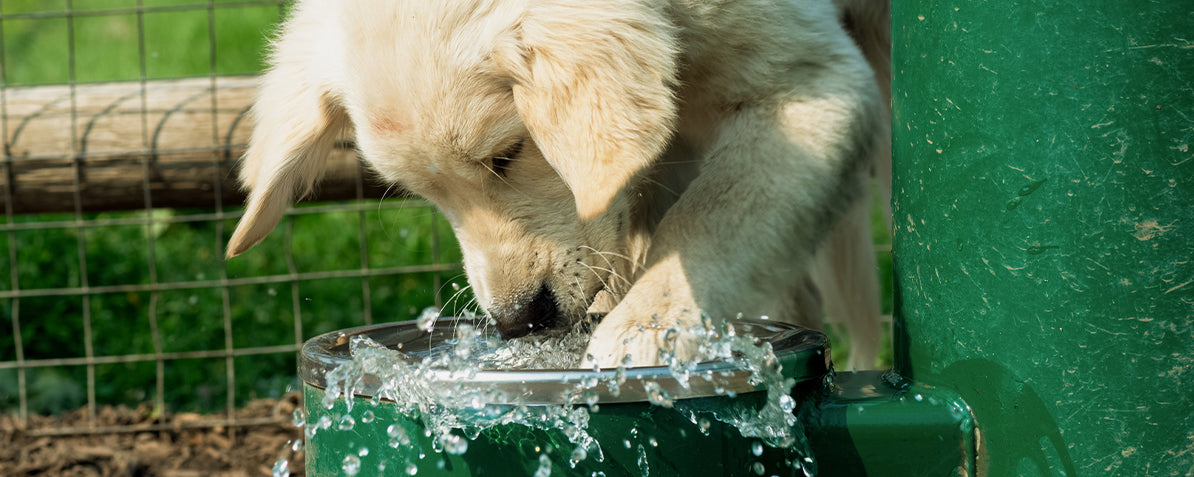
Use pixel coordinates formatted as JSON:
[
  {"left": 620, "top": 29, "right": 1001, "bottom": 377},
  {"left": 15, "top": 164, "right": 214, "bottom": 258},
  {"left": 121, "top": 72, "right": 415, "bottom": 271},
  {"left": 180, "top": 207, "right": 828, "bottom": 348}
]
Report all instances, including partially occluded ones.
[{"left": 227, "top": 0, "right": 679, "bottom": 338}]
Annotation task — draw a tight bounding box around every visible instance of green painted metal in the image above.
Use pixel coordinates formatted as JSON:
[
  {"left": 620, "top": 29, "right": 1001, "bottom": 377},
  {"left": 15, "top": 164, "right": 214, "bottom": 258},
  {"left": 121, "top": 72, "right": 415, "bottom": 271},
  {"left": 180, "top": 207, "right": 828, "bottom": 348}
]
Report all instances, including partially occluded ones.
[
  {"left": 805, "top": 371, "right": 978, "bottom": 476},
  {"left": 303, "top": 384, "right": 806, "bottom": 476},
  {"left": 891, "top": 1, "right": 1193, "bottom": 475}
]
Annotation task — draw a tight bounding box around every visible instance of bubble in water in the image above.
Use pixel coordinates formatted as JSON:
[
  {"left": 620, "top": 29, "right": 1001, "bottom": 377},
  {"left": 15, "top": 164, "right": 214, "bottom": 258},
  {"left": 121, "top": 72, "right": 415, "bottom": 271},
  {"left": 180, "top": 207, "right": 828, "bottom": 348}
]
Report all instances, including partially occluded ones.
[
  {"left": 378, "top": 460, "right": 387, "bottom": 472},
  {"left": 338, "top": 415, "right": 356, "bottom": 431},
  {"left": 291, "top": 409, "right": 306, "bottom": 428},
  {"left": 698, "top": 417, "right": 712, "bottom": 435},
  {"left": 362, "top": 410, "right": 375, "bottom": 423},
  {"left": 358, "top": 447, "right": 369, "bottom": 457},
  {"left": 751, "top": 441, "right": 764, "bottom": 457},
  {"left": 417, "top": 306, "right": 440, "bottom": 332},
  {"left": 272, "top": 458, "right": 290, "bottom": 477},
  {"left": 405, "top": 462, "right": 419, "bottom": 475},
  {"left": 317, "top": 414, "right": 332, "bottom": 429},
  {"left": 533, "top": 453, "right": 553, "bottom": 477},
  {"left": 752, "top": 461, "right": 766, "bottom": 475},
  {"left": 914, "top": 393, "right": 924, "bottom": 402},
  {"left": 647, "top": 436, "right": 658, "bottom": 448},
  {"left": 291, "top": 439, "right": 304, "bottom": 452},
  {"left": 342, "top": 455, "right": 361, "bottom": 476},
  {"left": 622, "top": 439, "right": 632, "bottom": 449},
  {"left": 441, "top": 432, "right": 469, "bottom": 455}
]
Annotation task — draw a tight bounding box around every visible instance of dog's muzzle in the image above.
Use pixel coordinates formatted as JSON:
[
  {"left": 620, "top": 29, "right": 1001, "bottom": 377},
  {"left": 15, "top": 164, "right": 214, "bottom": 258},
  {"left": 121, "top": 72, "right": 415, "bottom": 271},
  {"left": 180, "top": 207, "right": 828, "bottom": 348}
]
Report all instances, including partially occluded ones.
[{"left": 492, "top": 285, "right": 560, "bottom": 339}]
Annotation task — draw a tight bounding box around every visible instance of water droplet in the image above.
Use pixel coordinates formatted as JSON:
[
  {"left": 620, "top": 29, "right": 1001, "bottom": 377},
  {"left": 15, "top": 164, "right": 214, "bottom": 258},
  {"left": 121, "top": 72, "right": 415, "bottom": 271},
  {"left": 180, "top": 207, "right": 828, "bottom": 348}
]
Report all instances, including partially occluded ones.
[
  {"left": 623, "top": 439, "right": 632, "bottom": 449},
  {"left": 914, "top": 393, "right": 924, "bottom": 402},
  {"left": 291, "top": 439, "right": 304, "bottom": 452},
  {"left": 417, "top": 306, "right": 440, "bottom": 332},
  {"left": 751, "top": 441, "right": 764, "bottom": 456},
  {"left": 648, "top": 436, "right": 658, "bottom": 447},
  {"left": 534, "top": 453, "right": 553, "bottom": 477},
  {"left": 362, "top": 410, "right": 375, "bottom": 423},
  {"left": 570, "top": 446, "right": 588, "bottom": 467},
  {"left": 405, "top": 462, "right": 419, "bottom": 475},
  {"left": 778, "top": 394, "right": 796, "bottom": 413},
  {"left": 752, "top": 461, "right": 766, "bottom": 475},
  {"left": 441, "top": 432, "right": 469, "bottom": 455},
  {"left": 272, "top": 458, "right": 290, "bottom": 477},
  {"left": 1018, "top": 178, "right": 1047, "bottom": 196},
  {"left": 358, "top": 447, "right": 369, "bottom": 457},
  {"left": 698, "top": 417, "right": 712, "bottom": 435},
  {"left": 338, "top": 415, "right": 356, "bottom": 431},
  {"left": 636, "top": 444, "right": 650, "bottom": 476},
  {"left": 388, "top": 424, "right": 411, "bottom": 447},
  {"left": 342, "top": 455, "right": 361, "bottom": 476},
  {"left": 291, "top": 409, "right": 306, "bottom": 428}
]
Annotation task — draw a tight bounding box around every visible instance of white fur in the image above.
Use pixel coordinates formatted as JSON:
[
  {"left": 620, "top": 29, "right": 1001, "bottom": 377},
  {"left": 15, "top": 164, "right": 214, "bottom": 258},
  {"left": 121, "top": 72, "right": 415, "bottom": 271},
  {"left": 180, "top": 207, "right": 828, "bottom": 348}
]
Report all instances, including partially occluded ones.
[{"left": 228, "top": 0, "right": 891, "bottom": 369}]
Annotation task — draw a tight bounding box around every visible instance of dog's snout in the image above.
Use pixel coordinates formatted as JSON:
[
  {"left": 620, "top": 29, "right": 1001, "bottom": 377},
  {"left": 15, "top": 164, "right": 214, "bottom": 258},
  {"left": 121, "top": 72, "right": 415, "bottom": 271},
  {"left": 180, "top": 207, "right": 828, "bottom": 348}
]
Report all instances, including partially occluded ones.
[{"left": 493, "top": 285, "right": 560, "bottom": 339}]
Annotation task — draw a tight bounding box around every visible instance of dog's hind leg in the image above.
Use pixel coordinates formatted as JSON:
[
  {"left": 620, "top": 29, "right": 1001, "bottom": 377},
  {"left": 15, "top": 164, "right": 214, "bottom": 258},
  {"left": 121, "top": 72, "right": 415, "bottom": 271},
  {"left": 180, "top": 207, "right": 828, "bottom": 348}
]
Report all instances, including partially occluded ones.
[{"left": 810, "top": 181, "right": 882, "bottom": 371}]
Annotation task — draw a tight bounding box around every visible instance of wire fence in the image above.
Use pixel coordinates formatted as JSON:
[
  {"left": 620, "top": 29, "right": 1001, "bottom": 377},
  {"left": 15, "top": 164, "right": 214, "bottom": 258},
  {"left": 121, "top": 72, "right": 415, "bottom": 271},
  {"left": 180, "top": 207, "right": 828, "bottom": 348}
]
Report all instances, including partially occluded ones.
[{"left": 1, "top": 0, "right": 463, "bottom": 435}]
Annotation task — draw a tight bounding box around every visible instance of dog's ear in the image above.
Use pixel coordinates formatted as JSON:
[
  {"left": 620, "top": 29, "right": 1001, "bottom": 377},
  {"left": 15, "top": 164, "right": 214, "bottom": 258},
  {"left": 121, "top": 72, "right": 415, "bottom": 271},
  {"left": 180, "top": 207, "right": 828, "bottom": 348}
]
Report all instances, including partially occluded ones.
[
  {"left": 496, "top": 1, "right": 679, "bottom": 220},
  {"left": 226, "top": 32, "right": 348, "bottom": 258}
]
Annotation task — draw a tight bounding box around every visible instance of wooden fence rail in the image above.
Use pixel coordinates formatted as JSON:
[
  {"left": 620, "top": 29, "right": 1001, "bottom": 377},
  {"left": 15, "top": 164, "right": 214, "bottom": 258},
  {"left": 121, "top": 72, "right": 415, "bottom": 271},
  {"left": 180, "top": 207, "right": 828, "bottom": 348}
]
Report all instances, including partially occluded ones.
[{"left": 1, "top": 76, "right": 389, "bottom": 215}]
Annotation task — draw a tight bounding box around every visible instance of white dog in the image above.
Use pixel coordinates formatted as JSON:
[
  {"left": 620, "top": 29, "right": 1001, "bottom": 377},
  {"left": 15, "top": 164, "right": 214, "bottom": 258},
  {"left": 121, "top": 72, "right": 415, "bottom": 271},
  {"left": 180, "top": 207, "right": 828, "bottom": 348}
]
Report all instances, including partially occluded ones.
[{"left": 227, "top": 0, "right": 890, "bottom": 369}]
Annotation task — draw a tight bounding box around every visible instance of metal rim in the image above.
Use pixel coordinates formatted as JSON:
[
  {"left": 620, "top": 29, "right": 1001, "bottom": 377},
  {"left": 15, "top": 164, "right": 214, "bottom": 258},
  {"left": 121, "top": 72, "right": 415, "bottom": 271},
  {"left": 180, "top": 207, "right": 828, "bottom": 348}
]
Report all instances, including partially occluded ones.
[{"left": 300, "top": 317, "right": 829, "bottom": 405}]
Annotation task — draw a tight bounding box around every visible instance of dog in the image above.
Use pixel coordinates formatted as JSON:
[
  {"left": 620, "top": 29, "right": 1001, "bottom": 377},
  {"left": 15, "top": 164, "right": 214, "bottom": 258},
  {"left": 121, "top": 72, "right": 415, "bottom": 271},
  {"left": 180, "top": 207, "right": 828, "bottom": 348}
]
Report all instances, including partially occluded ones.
[{"left": 226, "top": 0, "right": 891, "bottom": 370}]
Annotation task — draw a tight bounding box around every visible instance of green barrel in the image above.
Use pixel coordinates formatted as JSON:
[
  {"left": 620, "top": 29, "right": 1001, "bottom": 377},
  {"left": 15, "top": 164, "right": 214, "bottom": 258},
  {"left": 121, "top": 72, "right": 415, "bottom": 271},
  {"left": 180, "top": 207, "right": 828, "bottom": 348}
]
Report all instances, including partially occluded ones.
[
  {"left": 892, "top": 1, "right": 1193, "bottom": 475},
  {"left": 299, "top": 318, "right": 831, "bottom": 476}
]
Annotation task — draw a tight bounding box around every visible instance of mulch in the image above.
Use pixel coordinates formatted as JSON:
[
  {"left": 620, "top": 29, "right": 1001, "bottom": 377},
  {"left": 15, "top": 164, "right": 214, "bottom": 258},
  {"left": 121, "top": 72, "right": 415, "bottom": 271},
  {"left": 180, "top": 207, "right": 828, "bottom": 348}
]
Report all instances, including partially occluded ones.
[{"left": 0, "top": 394, "right": 305, "bottom": 477}]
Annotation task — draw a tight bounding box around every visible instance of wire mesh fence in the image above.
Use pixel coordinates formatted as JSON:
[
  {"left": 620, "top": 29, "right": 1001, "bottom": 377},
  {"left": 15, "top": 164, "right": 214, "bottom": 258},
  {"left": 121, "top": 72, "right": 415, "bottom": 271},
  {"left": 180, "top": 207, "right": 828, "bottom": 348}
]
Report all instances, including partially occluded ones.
[{"left": 1, "top": 0, "right": 466, "bottom": 436}]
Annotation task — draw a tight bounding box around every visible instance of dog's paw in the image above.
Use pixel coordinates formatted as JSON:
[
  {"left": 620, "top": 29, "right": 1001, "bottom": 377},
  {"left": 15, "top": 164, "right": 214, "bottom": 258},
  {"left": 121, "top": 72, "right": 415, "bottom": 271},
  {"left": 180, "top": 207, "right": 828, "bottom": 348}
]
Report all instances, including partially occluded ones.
[
  {"left": 581, "top": 256, "right": 708, "bottom": 368},
  {"left": 581, "top": 309, "right": 703, "bottom": 369}
]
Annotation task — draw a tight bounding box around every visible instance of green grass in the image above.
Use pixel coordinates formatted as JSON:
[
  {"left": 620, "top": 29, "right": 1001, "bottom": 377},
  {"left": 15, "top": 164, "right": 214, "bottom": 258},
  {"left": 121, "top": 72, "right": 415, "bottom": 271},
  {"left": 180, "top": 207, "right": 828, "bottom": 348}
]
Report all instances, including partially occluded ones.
[
  {"left": 2, "top": 0, "right": 280, "bottom": 85},
  {"left": 0, "top": 0, "right": 894, "bottom": 414}
]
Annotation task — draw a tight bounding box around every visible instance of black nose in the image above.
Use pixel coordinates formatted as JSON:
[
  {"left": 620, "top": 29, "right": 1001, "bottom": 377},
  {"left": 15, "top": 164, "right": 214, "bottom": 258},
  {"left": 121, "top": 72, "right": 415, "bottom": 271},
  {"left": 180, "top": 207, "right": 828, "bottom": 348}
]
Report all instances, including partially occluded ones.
[{"left": 494, "top": 285, "right": 559, "bottom": 339}]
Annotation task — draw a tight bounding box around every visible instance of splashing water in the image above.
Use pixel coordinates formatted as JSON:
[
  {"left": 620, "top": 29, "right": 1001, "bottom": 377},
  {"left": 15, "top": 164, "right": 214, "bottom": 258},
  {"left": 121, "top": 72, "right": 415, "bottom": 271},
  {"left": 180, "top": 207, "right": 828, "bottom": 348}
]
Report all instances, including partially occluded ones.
[{"left": 316, "top": 313, "right": 818, "bottom": 473}]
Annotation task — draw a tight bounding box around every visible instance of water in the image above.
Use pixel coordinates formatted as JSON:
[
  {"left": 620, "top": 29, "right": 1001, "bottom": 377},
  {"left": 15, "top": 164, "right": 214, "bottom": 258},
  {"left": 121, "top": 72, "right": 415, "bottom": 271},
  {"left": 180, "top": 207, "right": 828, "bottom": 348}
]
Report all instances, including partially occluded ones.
[{"left": 315, "top": 314, "right": 816, "bottom": 474}]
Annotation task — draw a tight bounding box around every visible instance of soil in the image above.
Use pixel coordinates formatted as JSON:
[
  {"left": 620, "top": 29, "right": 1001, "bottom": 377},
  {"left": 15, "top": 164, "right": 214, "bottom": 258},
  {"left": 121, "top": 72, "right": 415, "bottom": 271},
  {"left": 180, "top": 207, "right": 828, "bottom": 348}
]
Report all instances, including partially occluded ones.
[{"left": 0, "top": 393, "right": 305, "bottom": 477}]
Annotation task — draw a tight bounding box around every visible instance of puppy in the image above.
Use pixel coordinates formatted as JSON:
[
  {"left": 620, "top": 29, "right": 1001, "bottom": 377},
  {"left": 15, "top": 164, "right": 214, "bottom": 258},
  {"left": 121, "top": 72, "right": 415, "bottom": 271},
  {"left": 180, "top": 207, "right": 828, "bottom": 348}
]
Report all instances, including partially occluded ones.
[{"left": 227, "top": 0, "right": 890, "bottom": 369}]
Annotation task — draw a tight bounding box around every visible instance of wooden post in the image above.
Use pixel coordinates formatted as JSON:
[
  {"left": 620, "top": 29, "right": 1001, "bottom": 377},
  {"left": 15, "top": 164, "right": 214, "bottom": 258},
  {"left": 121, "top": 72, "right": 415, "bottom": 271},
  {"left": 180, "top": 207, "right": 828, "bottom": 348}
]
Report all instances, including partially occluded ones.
[{"left": 1, "top": 76, "right": 393, "bottom": 215}]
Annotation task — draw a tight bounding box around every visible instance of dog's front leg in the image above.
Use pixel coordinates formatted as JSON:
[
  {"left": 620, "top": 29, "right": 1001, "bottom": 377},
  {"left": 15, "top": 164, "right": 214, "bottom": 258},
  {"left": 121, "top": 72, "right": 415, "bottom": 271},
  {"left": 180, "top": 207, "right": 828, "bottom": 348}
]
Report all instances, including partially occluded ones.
[{"left": 584, "top": 78, "right": 880, "bottom": 368}]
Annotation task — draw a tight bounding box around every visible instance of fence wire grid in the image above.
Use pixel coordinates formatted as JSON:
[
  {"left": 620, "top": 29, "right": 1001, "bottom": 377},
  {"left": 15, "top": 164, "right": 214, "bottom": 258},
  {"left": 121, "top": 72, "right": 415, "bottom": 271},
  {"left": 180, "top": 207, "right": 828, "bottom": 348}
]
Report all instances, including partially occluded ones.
[{"left": 0, "top": 0, "right": 467, "bottom": 435}]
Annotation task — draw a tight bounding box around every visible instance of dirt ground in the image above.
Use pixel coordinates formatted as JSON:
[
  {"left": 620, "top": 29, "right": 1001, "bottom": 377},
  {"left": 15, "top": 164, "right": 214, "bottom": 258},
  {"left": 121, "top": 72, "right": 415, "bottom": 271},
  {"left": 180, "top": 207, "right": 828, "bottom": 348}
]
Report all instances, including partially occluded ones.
[{"left": 0, "top": 394, "right": 305, "bottom": 477}]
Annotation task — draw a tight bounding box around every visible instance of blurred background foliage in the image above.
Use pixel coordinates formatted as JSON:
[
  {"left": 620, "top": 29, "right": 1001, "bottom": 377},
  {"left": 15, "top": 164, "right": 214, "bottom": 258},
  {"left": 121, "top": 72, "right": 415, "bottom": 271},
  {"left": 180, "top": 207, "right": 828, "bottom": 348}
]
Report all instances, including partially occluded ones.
[{"left": 0, "top": 0, "right": 891, "bottom": 416}]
